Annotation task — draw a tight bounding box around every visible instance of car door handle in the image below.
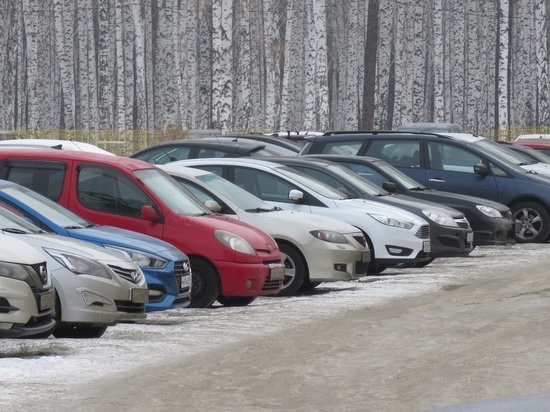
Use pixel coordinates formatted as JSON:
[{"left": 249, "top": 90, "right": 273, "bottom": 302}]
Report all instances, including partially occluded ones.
[{"left": 428, "top": 178, "right": 445, "bottom": 183}]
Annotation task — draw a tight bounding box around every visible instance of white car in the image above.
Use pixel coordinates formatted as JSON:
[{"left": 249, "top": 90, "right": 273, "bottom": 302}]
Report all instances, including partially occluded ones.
[
  {"left": 0, "top": 208, "right": 148, "bottom": 338},
  {"left": 176, "top": 158, "right": 432, "bottom": 274},
  {"left": 0, "top": 138, "right": 115, "bottom": 155},
  {"left": 0, "top": 236, "right": 56, "bottom": 338},
  {"left": 159, "top": 164, "right": 371, "bottom": 295}
]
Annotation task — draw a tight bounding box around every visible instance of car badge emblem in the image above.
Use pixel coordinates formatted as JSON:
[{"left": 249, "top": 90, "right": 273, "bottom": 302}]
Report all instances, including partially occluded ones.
[{"left": 131, "top": 271, "right": 138, "bottom": 281}]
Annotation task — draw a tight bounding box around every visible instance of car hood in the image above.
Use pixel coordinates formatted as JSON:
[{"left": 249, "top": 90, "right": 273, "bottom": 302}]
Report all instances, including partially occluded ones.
[
  {"left": 6, "top": 232, "right": 137, "bottom": 265},
  {"left": 418, "top": 189, "right": 511, "bottom": 213},
  {"left": 238, "top": 208, "right": 362, "bottom": 235},
  {"left": 520, "top": 162, "right": 550, "bottom": 176},
  {"left": 0, "top": 234, "right": 47, "bottom": 265},
  {"left": 67, "top": 225, "right": 188, "bottom": 260},
  {"left": 379, "top": 194, "right": 465, "bottom": 218},
  {"left": 336, "top": 198, "right": 429, "bottom": 225}
]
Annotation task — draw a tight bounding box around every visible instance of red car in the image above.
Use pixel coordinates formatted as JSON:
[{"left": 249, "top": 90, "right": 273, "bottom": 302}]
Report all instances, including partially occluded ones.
[
  {"left": 513, "top": 139, "right": 550, "bottom": 159},
  {"left": 0, "top": 149, "right": 284, "bottom": 308}
]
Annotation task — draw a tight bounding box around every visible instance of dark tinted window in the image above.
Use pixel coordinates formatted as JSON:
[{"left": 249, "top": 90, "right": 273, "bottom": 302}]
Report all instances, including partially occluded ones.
[
  {"left": 365, "top": 140, "right": 421, "bottom": 168},
  {"left": 0, "top": 160, "right": 65, "bottom": 201},
  {"left": 134, "top": 146, "right": 192, "bottom": 164}
]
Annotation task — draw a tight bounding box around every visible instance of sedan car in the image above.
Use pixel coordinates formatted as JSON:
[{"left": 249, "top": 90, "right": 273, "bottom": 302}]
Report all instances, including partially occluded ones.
[
  {"left": 0, "top": 180, "right": 192, "bottom": 312},
  {"left": 305, "top": 154, "right": 518, "bottom": 246},
  {"left": 159, "top": 164, "right": 370, "bottom": 295},
  {"left": 0, "top": 235, "right": 56, "bottom": 338},
  {"left": 0, "top": 207, "right": 148, "bottom": 338},
  {"left": 175, "top": 158, "right": 433, "bottom": 275},
  {"left": 267, "top": 156, "right": 474, "bottom": 260}
]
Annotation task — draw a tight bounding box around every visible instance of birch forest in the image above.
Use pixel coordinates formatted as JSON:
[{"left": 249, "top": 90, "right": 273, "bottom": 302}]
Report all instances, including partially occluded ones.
[{"left": 1, "top": 0, "right": 549, "bottom": 135}]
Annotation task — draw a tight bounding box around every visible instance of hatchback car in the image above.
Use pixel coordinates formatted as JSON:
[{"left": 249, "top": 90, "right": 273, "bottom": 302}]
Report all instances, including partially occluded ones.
[
  {"left": 159, "top": 164, "right": 370, "bottom": 295},
  {"left": 175, "top": 158, "right": 433, "bottom": 275},
  {"left": 0, "top": 207, "right": 148, "bottom": 338},
  {"left": 305, "top": 154, "right": 519, "bottom": 246},
  {"left": 268, "top": 156, "right": 474, "bottom": 261},
  {"left": 0, "top": 149, "right": 284, "bottom": 308},
  {"left": 0, "top": 180, "right": 191, "bottom": 312},
  {"left": 0, "top": 235, "right": 56, "bottom": 338},
  {"left": 300, "top": 131, "right": 550, "bottom": 242},
  {"left": 513, "top": 139, "right": 550, "bottom": 158},
  {"left": 497, "top": 141, "right": 550, "bottom": 164},
  {"left": 130, "top": 138, "right": 288, "bottom": 164}
]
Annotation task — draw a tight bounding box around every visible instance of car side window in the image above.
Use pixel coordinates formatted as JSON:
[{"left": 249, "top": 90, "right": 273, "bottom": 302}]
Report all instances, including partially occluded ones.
[
  {"left": 289, "top": 166, "right": 344, "bottom": 191},
  {"left": 77, "top": 166, "right": 152, "bottom": 217},
  {"left": 339, "top": 162, "right": 388, "bottom": 187},
  {"left": 427, "top": 142, "right": 482, "bottom": 173},
  {"left": 234, "top": 167, "right": 298, "bottom": 203},
  {"left": 136, "top": 146, "right": 192, "bottom": 164},
  {"left": 321, "top": 141, "right": 363, "bottom": 155},
  {"left": 176, "top": 179, "right": 235, "bottom": 215},
  {"left": 197, "top": 148, "right": 226, "bottom": 158},
  {"left": 365, "top": 140, "right": 421, "bottom": 168},
  {"left": 0, "top": 160, "right": 66, "bottom": 201}
]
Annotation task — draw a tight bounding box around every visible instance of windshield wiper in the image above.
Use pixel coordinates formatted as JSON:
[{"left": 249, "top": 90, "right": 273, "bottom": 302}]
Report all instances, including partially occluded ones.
[
  {"left": 1, "top": 228, "right": 31, "bottom": 234},
  {"left": 245, "top": 207, "right": 275, "bottom": 213},
  {"left": 64, "top": 225, "right": 87, "bottom": 229}
]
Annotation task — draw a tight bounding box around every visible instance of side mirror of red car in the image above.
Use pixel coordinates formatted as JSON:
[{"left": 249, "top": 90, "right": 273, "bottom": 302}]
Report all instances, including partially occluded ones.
[{"left": 141, "top": 205, "right": 159, "bottom": 222}]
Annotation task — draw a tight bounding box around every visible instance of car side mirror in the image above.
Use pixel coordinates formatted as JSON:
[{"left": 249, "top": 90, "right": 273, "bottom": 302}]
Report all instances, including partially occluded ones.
[
  {"left": 288, "top": 189, "right": 304, "bottom": 201},
  {"left": 474, "top": 163, "right": 489, "bottom": 176},
  {"left": 204, "top": 200, "right": 222, "bottom": 213},
  {"left": 382, "top": 181, "right": 397, "bottom": 193},
  {"left": 141, "top": 205, "right": 160, "bottom": 222}
]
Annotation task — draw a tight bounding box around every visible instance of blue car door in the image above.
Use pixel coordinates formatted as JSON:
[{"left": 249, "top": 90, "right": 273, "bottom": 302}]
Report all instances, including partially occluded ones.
[{"left": 423, "top": 141, "right": 500, "bottom": 201}]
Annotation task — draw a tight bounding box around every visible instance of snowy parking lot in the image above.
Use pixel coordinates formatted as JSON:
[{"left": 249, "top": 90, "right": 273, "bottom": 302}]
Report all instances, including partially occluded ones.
[{"left": 2, "top": 243, "right": 550, "bottom": 411}]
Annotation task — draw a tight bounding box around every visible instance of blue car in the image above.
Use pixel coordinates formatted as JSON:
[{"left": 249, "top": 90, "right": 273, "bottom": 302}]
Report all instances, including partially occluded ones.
[{"left": 0, "top": 179, "right": 192, "bottom": 312}]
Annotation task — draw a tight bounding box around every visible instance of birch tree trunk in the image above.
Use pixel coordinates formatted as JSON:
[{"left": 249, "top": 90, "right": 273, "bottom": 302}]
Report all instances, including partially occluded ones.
[
  {"left": 212, "top": 0, "right": 233, "bottom": 131},
  {"left": 432, "top": 0, "right": 445, "bottom": 120},
  {"left": 361, "top": 0, "right": 379, "bottom": 129},
  {"left": 535, "top": 0, "right": 550, "bottom": 125},
  {"left": 114, "top": 0, "right": 126, "bottom": 130},
  {"left": 132, "top": 1, "right": 148, "bottom": 129},
  {"left": 23, "top": 0, "right": 39, "bottom": 129},
  {"left": 495, "top": 0, "right": 510, "bottom": 130}
]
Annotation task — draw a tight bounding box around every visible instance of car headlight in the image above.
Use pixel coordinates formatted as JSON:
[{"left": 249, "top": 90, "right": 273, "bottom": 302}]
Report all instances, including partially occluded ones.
[
  {"left": 476, "top": 205, "right": 503, "bottom": 218},
  {"left": 104, "top": 244, "right": 168, "bottom": 269},
  {"left": 310, "top": 230, "right": 348, "bottom": 244},
  {"left": 0, "top": 262, "right": 33, "bottom": 281},
  {"left": 368, "top": 214, "right": 413, "bottom": 229},
  {"left": 44, "top": 248, "right": 112, "bottom": 279},
  {"left": 214, "top": 230, "right": 256, "bottom": 255},
  {"left": 422, "top": 209, "right": 458, "bottom": 227}
]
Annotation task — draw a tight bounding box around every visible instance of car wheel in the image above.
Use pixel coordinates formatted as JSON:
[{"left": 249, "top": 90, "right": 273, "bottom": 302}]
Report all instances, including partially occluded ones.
[
  {"left": 275, "top": 243, "right": 306, "bottom": 297},
  {"left": 189, "top": 257, "right": 221, "bottom": 308},
  {"left": 216, "top": 296, "right": 257, "bottom": 306},
  {"left": 413, "top": 257, "right": 436, "bottom": 268},
  {"left": 367, "top": 264, "right": 387, "bottom": 275},
  {"left": 53, "top": 325, "right": 108, "bottom": 339},
  {"left": 511, "top": 201, "right": 550, "bottom": 243}
]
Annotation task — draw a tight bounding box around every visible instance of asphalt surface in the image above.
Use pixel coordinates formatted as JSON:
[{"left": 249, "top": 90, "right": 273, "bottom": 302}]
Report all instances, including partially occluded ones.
[{"left": 6, "top": 243, "right": 550, "bottom": 412}]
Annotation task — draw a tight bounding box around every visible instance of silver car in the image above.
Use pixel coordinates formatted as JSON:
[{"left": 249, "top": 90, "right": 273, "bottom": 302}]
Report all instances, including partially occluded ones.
[
  {"left": 0, "top": 207, "right": 148, "bottom": 338},
  {"left": 0, "top": 236, "right": 56, "bottom": 338}
]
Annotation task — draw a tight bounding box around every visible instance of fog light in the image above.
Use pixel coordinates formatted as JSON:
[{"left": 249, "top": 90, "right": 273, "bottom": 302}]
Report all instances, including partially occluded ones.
[
  {"left": 149, "top": 289, "right": 163, "bottom": 298},
  {"left": 334, "top": 264, "right": 346, "bottom": 272},
  {"left": 388, "top": 247, "right": 403, "bottom": 254},
  {"left": 245, "top": 280, "right": 252, "bottom": 290},
  {"left": 82, "top": 291, "right": 113, "bottom": 307}
]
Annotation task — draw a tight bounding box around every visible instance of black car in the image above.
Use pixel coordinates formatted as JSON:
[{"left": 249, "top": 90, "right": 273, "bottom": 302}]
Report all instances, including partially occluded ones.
[
  {"left": 221, "top": 134, "right": 302, "bottom": 154},
  {"left": 304, "top": 154, "right": 518, "bottom": 246},
  {"left": 130, "top": 137, "right": 286, "bottom": 164},
  {"left": 267, "top": 156, "right": 474, "bottom": 259},
  {"left": 300, "top": 131, "right": 550, "bottom": 243}
]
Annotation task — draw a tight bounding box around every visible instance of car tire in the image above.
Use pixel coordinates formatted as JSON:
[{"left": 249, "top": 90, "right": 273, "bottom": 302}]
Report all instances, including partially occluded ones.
[
  {"left": 367, "top": 264, "right": 387, "bottom": 275},
  {"left": 275, "top": 243, "right": 306, "bottom": 297},
  {"left": 53, "top": 325, "right": 108, "bottom": 339},
  {"left": 413, "top": 257, "right": 436, "bottom": 268},
  {"left": 299, "top": 281, "right": 322, "bottom": 292},
  {"left": 511, "top": 201, "right": 550, "bottom": 243},
  {"left": 189, "top": 257, "right": 221, "bottom": 308},
  {"left": 216, "top": 296, "right": 257, "bottom": 306}
]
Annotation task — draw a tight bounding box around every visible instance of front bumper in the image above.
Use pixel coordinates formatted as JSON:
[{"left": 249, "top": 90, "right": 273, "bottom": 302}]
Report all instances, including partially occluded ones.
[
  {"left": 429, "top": 225, "right": 474, "bottom": 258},
  {"left": 214, "top": 260, "right": 284, "bottom": 297},
  {"left": 470, "top": 215, "right": 519, "bottom": 246},
  {"left": 143, "top": 260, "right": 192, "bottom": 312}
]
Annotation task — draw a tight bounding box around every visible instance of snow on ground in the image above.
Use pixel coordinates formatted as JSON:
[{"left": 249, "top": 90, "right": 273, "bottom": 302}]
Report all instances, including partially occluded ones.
[{"left": 0, "top": 244, "right": 537, "bottom": 409}]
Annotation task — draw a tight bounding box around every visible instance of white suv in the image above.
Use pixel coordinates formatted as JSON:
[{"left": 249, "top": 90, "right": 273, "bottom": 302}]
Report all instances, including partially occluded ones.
[{"left": 0, "top": 236, "right": 56, "bottom": 338}]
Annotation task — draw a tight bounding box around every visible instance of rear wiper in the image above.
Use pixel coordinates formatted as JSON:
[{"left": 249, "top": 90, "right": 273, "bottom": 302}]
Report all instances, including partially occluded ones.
[{"left": 1, "top": 228, "right": 30, "bottom": 234}]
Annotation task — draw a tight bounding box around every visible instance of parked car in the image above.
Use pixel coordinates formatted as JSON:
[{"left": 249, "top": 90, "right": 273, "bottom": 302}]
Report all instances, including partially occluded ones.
[
  {"left": 305, "top": 154, "right": 519, "bottom": 246},
  {"left": 0, "top": 138, "right": 115, "bottom": 155},
  {"left": 159, "top": 164, "right": 370, "bottom": 295},
  {"left": 0, "top": 207, "right": 148, "bottom": 338},
  {"left": 267, "top": 156, "right": 474, "bottom": 260},
  {"left": 219, "top": 134, "right": 302, "bottom": 154},
  {"left": 513, "top": 139, "right": 550, "bottom": 158},
  {"left": 515, "top": 134, "right": 550, "bottom": 140},
  {"left": 397, "top": 122, "right": 465, "bottom": 133},
  {"left": 497, "top": 141, "right": 550, "bottom": 164},
  {"left": 0, "top": 180, "right": 191, "bottom": 312},
  {"left": 268, "top": 131, "right": 324, "bottom": 146},
  {"left": 130, "top": 138, "right": 287, "bottom": 164},
  {"left": 300, "top": 131, "right": 550, "bottom": 242},
  {"left": 174, "top": 158, "right": 433, "bottom": 275},
  {"left": 0, "top": 149, "right": 284, "bottom": 308},
  {"left": 0, "top": 235, "right": 56, "bottom": 338}
]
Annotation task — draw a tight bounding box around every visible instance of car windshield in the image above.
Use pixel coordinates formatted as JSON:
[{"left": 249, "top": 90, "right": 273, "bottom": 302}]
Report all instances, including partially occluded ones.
[
  {"left": 374, "top": 161, "right": 427, "bottom": 190},
  {"left": 134, "top": 169, "right": 211, "bottom": 215},
  {"left": 250, "top": 145, "right": 297, "bottom": 157},
  {"left": 474, "top": 139, "right": 538, "bottom": 166},
  {"left": 196, "top": 173, "right": 276, "bottom": 211},
  {"left": 275, "top": 166, "right": 348, "bottom": 199},
  {"left": 1, "top": 185, "right": 90, "bottom": 229},
  {"left": 0, "top": 206, "right": 42, "bottom": 234},
  {"left": 323, "top": 163, "right": 388, "bottom": 196}
]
